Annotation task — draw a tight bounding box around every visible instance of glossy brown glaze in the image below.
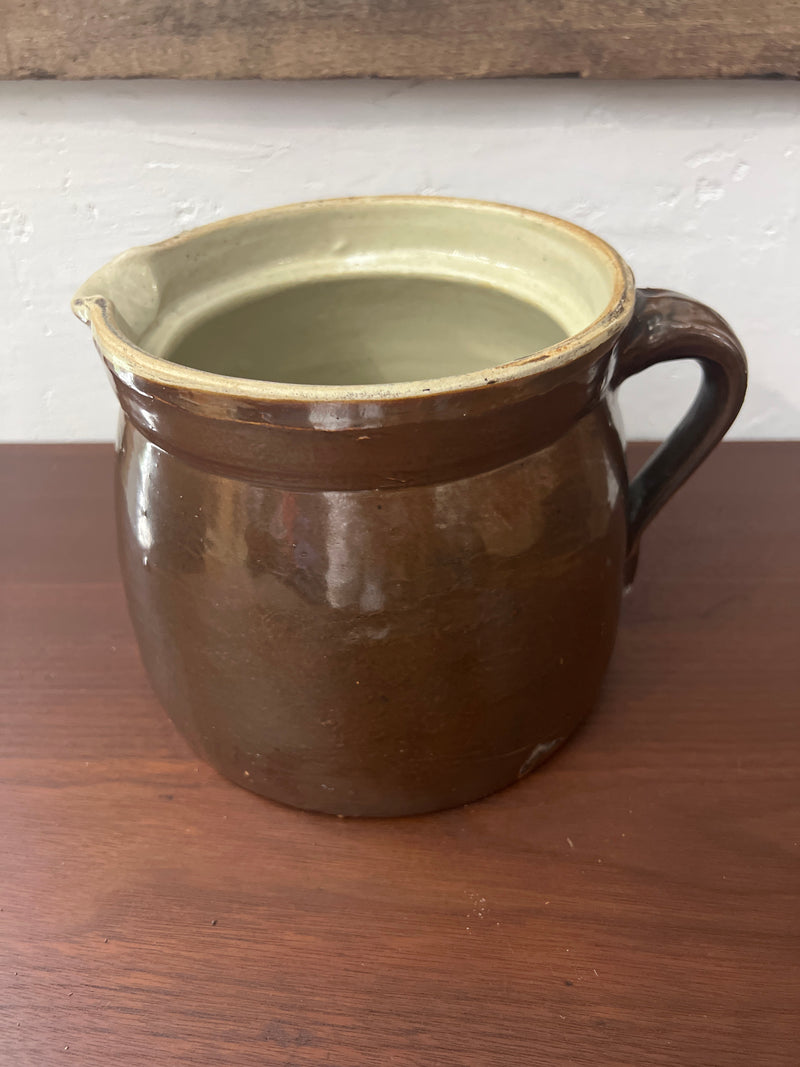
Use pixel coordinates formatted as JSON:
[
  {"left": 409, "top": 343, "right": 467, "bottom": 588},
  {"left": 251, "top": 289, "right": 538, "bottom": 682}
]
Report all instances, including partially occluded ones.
[
  {"left": 117, "top": 403, "right": 628, "bottom": 816},
  {"left": 75, "top": 203, "right": 747, "bottom": 815}
]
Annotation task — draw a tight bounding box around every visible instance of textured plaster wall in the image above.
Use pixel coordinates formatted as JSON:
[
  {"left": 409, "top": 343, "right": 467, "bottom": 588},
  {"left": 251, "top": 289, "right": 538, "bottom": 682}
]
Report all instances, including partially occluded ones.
[{"left": 1, "top": 78, "right": 798, "bottom": 441}]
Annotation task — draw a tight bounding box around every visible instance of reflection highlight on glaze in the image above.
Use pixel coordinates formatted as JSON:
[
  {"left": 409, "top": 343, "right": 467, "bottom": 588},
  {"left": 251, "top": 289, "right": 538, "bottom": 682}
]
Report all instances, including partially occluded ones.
[
  {"left": 130, "top": 439, "right": 155, "bottom": 556},
  {"left": 322, "top": 492, "right": 385, "bottom": 613}
]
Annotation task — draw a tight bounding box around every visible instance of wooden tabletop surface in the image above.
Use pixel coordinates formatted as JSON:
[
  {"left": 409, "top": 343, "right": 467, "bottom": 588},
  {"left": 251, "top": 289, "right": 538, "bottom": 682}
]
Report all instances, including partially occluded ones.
[{"left": 1, "top": 442, "right": 798, "bottom": 1066}]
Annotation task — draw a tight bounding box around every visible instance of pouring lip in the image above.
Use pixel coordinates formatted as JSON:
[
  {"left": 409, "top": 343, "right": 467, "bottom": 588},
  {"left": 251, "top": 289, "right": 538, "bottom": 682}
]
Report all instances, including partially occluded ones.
[{"left": 72, "top": 194, "right": 636, "bottom": 405}]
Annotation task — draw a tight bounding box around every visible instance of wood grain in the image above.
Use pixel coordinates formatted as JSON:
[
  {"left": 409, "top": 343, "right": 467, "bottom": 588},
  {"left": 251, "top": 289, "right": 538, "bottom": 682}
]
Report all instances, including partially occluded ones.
[
  {"left": 1, "top": 442, "right": 799, "bottom": 1066},
  {"left": 2, "top": 0, "right": 798, "bottom": 80}
]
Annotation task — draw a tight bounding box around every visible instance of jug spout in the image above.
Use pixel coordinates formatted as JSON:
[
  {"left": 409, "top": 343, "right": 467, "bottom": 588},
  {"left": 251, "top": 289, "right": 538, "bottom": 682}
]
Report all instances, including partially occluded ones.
[{"left": 72, "top": 246, "right": 161, "bottom": 348}]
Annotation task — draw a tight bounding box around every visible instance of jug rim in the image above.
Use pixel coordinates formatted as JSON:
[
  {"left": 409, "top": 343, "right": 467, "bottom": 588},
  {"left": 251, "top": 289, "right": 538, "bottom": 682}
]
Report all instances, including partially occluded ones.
[{"left": 72, "top": 195, "right": 636, "bottom": 404}]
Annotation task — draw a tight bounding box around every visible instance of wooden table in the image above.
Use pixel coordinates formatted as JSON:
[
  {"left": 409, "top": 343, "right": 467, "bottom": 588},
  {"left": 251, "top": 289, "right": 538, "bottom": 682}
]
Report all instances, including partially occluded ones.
[{"left": 1, "top": 443, "right": 798, "bottom": 1066}]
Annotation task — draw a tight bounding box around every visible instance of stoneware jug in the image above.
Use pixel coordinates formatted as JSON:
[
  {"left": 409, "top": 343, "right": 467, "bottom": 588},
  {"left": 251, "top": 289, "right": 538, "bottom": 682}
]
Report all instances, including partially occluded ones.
[{"left": 73, "top": 197, "right": 747, "bottom": 816}]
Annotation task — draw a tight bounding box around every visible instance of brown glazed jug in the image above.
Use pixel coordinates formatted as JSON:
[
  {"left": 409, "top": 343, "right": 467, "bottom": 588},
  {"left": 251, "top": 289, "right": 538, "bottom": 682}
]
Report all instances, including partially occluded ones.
[{"left": 73, "top": 197, "right": 747, "bottom": 816}]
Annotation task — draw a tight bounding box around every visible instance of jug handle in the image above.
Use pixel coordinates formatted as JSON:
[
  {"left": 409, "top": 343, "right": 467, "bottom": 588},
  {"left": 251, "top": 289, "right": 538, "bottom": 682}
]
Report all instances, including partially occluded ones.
[{"left": 611, "top": 288, "right": 748, "bottom": 583}]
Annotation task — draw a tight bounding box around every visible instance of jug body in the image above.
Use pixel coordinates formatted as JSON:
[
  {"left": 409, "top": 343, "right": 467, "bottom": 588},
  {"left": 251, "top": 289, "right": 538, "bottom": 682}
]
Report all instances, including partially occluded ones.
[{"left": 116, "top": 401, "right": 627, "bottom": 815}]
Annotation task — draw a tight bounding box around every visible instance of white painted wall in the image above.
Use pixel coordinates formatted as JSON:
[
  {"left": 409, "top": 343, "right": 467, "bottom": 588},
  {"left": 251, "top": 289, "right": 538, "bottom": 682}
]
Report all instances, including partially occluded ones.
[{"left": 2, "top": 79, "right": 798, "bottom": 441}]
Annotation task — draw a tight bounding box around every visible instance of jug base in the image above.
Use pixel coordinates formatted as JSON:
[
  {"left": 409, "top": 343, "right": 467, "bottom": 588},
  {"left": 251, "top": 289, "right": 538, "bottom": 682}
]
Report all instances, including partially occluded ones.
[{"left": 193, "top": 733, "right": 573, "bottom": 818}]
